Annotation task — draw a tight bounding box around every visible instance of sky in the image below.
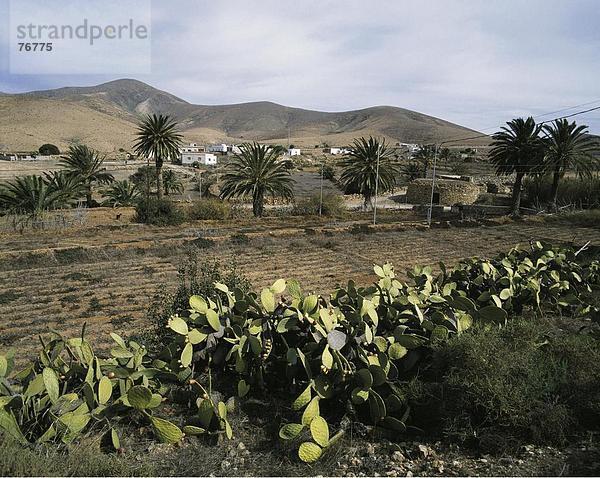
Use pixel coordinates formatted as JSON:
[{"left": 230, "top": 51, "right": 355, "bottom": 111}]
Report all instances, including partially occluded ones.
[{"left": 1, "top": 0, "right": 599, "bottom": 134}]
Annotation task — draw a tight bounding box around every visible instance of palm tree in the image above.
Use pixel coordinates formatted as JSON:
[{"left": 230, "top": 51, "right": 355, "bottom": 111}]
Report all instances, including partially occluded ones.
[
  {"left": 489, "top": 117, "right": 544, "bottom": 216},
  {"left": 133, "top": 114, "right": 182, "bottom": 200},
  {"left": 60, "top": 145, "right": 114, "bottom": 207},
  {"left": 339, "top": 137, "right": 399, "bottom": 210},
  {"left": 413, "top": 144, "right": 437, "bottom": 177},
  {"left": 163, "top": 169, "right": 184, "bottom": 196},
  {"left": 401, "top": 162, "right": 422, "bottom": 181},
  {"left": 0, "top": 175, "right": 60, "bottom": 219},
  {"left": 541, "top": 119, "right": 598, "bottom": 210},
  {"left": 102, "top": 180, "right": 140, "bottom": 207},
  {"left": 43, "top": 170, "right": 86, "bottom": 208},
  {"left": 220, "top": 142, "right": 294, "bottom": 217}
]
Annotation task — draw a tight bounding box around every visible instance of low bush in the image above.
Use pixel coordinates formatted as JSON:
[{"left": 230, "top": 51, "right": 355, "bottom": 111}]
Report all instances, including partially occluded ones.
[
  {"left": 409, "top": 319, "right": 600, "bottom": 452},
  {"left": 524, "top": 175, "right": 600, "bottom": 209},
  {"left": 293, "top": 194, "right": 345, "bottom": 217},
  {"left": 134, "top": 197, "right": 185, "bottom": 226},
  {"left": 144, "top": 251, "right": 252, "bottom": 344},
  {"left": 187, "top": 198, "right": 231, "bottom": 221}
]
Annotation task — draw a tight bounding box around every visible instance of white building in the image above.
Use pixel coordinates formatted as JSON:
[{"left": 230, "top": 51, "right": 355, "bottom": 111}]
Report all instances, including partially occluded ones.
[
  {"left": 181, "top": 151, "right": 218, "bottom": 166},
  {"left": 180, "top": 143, "right": 203, "bottom": 153},
  {"left": 206, "top": 143, "right": 228, "bottom": 153},
  {"left": 398, "top": 143, "right": 420, "bottom": 154},
  {"left": 323, "top": 147, "right": 343, "bottom": 155},
  {"left": 286, "top": 148, "right": 301, "bottom": 156}
]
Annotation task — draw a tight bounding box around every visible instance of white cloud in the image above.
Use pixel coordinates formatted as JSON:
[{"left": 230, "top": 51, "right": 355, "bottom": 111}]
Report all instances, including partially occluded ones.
[{"left": 2, "top": 0, "right": 600, "bottom": 132}]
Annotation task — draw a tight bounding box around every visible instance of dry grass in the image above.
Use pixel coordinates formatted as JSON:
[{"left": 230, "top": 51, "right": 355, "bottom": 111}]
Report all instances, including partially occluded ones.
[{"left": 1, "top": 211, "right": 599, "bottom": 359}]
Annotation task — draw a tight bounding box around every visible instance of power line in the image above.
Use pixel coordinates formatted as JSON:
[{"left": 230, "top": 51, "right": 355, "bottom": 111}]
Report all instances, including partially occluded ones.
[
  {"left": 532, "top": 98, "right": 600, "bottom": 120},
  {"left": 436, "top": 104, "right": 600, "bottom": 147}
]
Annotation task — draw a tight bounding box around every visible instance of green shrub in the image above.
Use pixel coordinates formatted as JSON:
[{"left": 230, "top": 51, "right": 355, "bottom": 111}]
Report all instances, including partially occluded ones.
[
  {"left": 38, "top": 144, "right": 60, "bottom": 155},
  {"left": 486, "top": 182, "right": 499, "bottom": 194},
  {"left": 524, "top": 175, "right": 600, "bottom": 208},
  {"left": 322, "top": 164, "right": 336, "bottom": 182},
  {"left": 187, "top": 198, "right": 231, "bottom": 220},
  {"left": 409, "top": 319, "right": 600, "bottom": 451},
  {"left": 134, "top": 197, "right": 185, "bottom": 226},
  {"left": 144, "top": 251, "right": 252, "bottom": 345},
  {"left": 293, "top": 194, "right": 345, "bottom": 217}
]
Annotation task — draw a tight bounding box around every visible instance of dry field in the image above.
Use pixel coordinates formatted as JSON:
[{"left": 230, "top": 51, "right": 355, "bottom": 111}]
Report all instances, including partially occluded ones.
[{"left": 1, "top": 211, "right": 599, "bottom": 360}]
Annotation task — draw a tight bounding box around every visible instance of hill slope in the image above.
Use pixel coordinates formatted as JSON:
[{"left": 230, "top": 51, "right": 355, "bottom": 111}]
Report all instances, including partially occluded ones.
[{"left": 0, "top": 79, "right": 486, "bottom": 152}]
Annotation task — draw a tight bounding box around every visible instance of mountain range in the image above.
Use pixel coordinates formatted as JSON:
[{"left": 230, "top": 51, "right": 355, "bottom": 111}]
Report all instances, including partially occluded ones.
[{"left": 0, "top": 79, "right": 486, "bottom": 152}]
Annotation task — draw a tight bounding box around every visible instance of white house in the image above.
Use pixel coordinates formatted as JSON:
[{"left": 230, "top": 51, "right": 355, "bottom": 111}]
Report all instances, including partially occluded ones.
[
  {"left": 181, "top": 151, "right": 218, "bottom": 166},
  {"left": 323, "top": 147, "right": 343, "bottom": 155},
  {"left": 180, "top": 142, "right": 203, "bottom": 153},
  {"left": 206, "top": 143, "right": 228, "bottom": 153},
  {"left": 286, "top": 148, "right": 301, "bottom": 156}
]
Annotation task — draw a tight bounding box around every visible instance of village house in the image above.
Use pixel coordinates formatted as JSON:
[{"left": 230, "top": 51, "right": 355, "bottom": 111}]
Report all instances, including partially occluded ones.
[
  {"left": 206, "top": 143, "right": 228, "bottom": 153},
  {"left": 323, "top": 147, "right": 342, "bottom": 155},
  {"left": 286, "top": 148, "right": 301, "bottom": 156},
  {"left": 180, "top": 151, "right": 218, "bottom": 166}
]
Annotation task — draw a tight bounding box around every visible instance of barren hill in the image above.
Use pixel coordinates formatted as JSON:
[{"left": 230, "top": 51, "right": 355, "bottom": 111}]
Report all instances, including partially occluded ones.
[{"left": 0, "top": 79, "right": 486, "bottom": 152}]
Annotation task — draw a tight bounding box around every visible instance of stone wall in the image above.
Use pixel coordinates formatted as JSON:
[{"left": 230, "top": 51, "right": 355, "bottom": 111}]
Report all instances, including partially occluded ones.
[{"left": 406, "top": 179, "right": 481, "bottom": 205}]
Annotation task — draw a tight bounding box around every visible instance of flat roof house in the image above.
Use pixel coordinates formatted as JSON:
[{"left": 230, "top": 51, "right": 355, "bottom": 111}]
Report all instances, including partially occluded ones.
[
  {"left": 180, "top": 143, "right": 203, "bottom": 153},
  {"left": 206, "top": 143, "right": 228, "bottom": 153},
  {"left": 180, "top": 151, "right": 218, "bottom": 166}
]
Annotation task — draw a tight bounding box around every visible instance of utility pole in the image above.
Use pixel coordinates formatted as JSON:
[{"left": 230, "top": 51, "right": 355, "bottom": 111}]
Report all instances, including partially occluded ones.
[
  {"left": 427, "top": 144, "right": 441, "bottom": 226},
  {"left": 319, "top": 156, "right": 325, "bottom": 216},
  {"left": 373, "top": 144, "right": 381, "bottom": 225}
]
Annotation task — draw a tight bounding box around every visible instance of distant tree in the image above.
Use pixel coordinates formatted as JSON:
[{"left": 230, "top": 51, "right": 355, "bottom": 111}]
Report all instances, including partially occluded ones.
[
  {"left": 322, "top": 163, "right": 336, "bottom": 182},
  {"left": 413, "top": 144, "right": 437, "bottom": 177},
  {"left": 38, "top": 144, "right": 60, "bottom": 155},
  {"left": 489, "top": 117, "right": 544, "bottom": 216},
  {"left": 0, "top": 175, "right": 60, "bottom": 218},
  {"left": 439, "top": 147, "right": 451, "bottom": 162},
  {"left": 401, "top": 162, "right": 422, "bottom": 181},
  {"left": 339, "top": 136, "right": 399, "bottom": 210},
  {"left": 133, "top": 114, "right": 182, "bottom": 200},
  {"left": 102, "top": 180, "right": 140, "bottom": 207},
  {"left": 541, "top": 119, "right": 599, "bottom": 210},
  {"left": 60, "top": 145, "right": 114, "bottom": 208},
  {"left": 43, "top": 170, "right": 86, "bottom": 207},
  {"left": 163, "top": 169, "right": 184, "bottom": 196},
  {"left": 129, "top": 166, "right": 157, "bottom": 188},
  {"left": 220, "top": 142, "right": 294, "bottom": 217}
]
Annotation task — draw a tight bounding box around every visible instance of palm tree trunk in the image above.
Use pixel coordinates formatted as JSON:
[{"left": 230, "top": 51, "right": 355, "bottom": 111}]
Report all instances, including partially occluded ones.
[
  {"left": 156, "top": 165, "right": 163, "bottom": 200},
  {"left": 550, "top": 165, "right": 561, "bottom": 212},
  {"left": 253, "top": 190, "right": 264, "bottom": 217},
  {"left": 511, "top": 172, "right": 524, "bottom": 216},
  {"left": 86, "top": 183, "right": 93, "bottom": 208}
]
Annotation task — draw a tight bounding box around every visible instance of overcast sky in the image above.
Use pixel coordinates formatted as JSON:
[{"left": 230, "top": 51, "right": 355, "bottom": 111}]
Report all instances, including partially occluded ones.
[{"left": 1, "top": 0, "right": 599, "bottom": 133}]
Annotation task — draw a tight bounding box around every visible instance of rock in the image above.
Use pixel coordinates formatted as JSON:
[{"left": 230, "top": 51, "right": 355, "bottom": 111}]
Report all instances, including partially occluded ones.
[
  {"left": 365, "top": 443, "right": 376, "bottom": 456},
  {"left": 392, "top": 451, "right": 406, "bottom": 463},
  {"left": 406, "top": 471, "right": 413, "bottom": 477},
  {"left": 417, "top": 444, "right": 431, "bottom": 458}
]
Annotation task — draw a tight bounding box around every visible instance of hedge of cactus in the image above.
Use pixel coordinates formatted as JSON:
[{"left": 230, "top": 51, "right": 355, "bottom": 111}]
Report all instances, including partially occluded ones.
[{"left": 0, "top": 241, "right": 598, "bottom": 462}]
